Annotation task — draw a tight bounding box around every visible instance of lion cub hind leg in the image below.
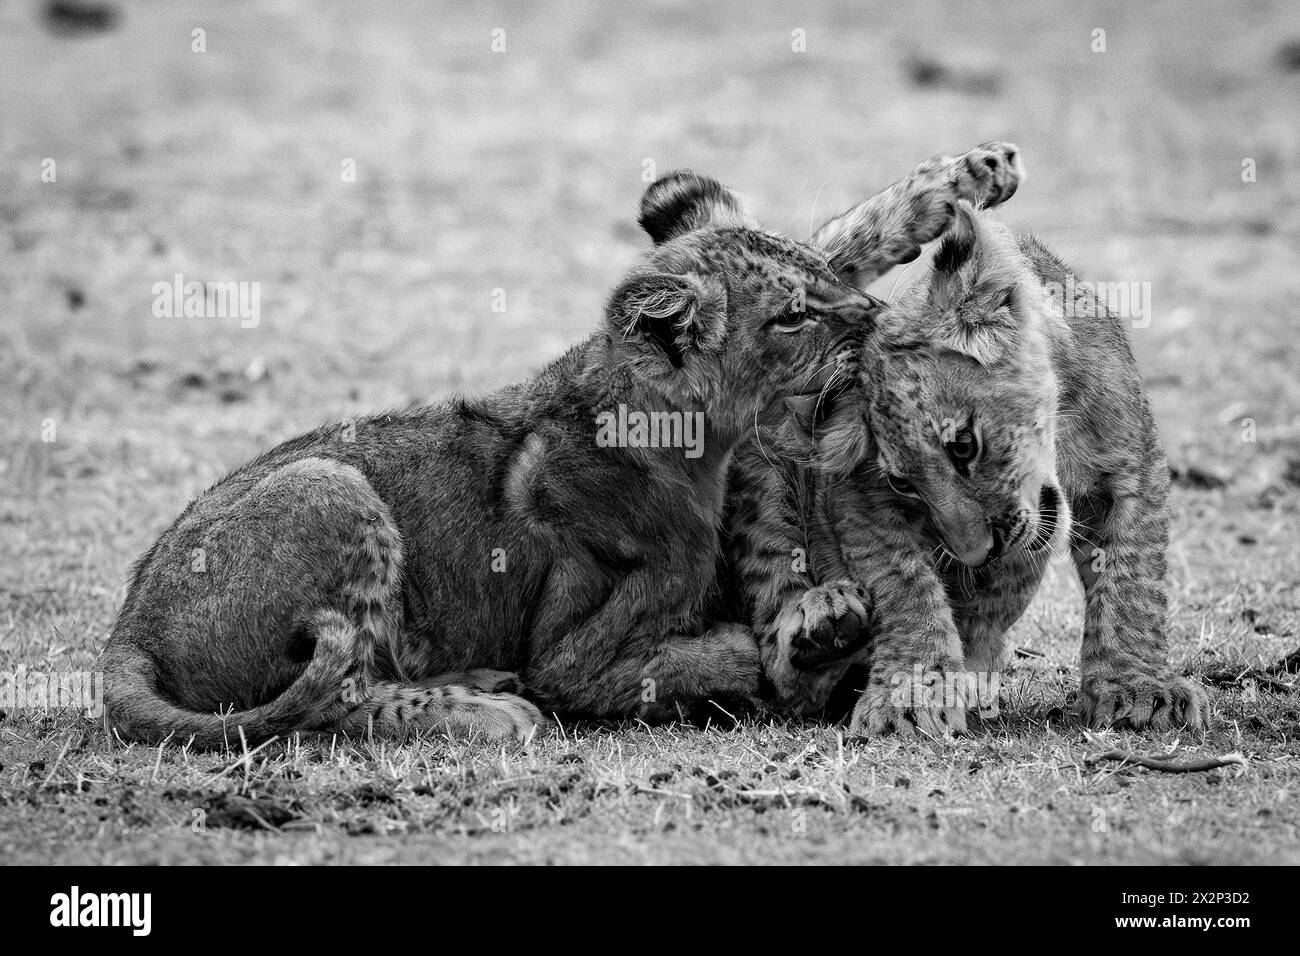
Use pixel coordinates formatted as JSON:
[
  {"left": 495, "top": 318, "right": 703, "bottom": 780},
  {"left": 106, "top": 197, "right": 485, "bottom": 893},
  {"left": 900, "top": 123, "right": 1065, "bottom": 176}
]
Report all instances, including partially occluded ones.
[
  {"left": 424, "top": 669, "right": 526, "bottom": 695},
  {"left": 329, "top": 679, "right": 549, "bottom": 743},
  {"left": 102, "top": 456, "right": 407, "bottom": 749}
]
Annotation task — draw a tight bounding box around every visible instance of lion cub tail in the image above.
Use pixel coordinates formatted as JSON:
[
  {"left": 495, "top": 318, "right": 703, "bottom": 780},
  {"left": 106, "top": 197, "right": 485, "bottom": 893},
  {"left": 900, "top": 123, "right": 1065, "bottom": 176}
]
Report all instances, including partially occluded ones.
[{"left": 102, "top": 609, "right": 358, "bottom": 750}]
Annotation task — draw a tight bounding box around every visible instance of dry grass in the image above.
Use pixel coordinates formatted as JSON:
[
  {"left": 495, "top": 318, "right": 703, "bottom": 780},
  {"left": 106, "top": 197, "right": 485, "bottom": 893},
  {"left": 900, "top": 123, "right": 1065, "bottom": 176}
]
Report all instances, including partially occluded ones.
[{"left": 2, "top": 0, "right": 1299, "bottom": 864}]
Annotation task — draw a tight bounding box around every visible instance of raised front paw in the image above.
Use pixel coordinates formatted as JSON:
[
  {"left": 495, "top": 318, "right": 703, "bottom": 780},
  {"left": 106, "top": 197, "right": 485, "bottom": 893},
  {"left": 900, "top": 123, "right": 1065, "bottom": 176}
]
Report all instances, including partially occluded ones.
[
  {"left": 848, "top": 678, "right": 967, "bottom": 739},
  {"left": 1078, "top": 673, "right": 1209, "bottom": 731},
  {"left": 788, "top": 580, "right": 871, "bottom": 670},
  {"left": 953, "top": 141, "right": 1023, "bottom": 209}
]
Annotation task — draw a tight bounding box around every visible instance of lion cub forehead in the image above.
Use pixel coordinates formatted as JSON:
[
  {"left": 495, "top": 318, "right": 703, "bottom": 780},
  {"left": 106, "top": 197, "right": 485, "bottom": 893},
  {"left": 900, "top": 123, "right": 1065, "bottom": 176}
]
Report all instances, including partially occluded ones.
[{"left": 678, "top": 228, "right": 832, "bottom": 278}]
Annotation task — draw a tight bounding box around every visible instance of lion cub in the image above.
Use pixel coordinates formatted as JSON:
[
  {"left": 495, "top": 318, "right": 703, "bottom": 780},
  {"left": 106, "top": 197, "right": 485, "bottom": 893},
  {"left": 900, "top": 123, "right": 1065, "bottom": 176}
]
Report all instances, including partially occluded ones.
[
  {"left": 751, "top": 203, "right": 1208, "bottom": 735},
  {"left": 101, "top": 172, "right": 885, "bottom": 748}
]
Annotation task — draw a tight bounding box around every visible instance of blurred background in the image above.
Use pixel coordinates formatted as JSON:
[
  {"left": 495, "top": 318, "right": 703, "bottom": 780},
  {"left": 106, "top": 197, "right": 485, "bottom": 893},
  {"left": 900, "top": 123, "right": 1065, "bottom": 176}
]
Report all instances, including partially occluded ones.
[{"left": 2, "top": 0, "right": 1298, "bottom": 667}]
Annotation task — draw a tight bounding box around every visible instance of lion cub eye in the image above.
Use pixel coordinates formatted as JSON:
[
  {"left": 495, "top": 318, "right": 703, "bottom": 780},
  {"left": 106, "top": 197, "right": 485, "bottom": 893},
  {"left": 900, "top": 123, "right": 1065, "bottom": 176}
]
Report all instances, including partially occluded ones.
[
  {"left": 887, "top": 474, "right": 922, "bottom": 499},
  {"left": 945, "top": 428, "right": 979, "bottom": 468},
  {"left": 770, "top": 309, "right": 817, "bottom": 333}
]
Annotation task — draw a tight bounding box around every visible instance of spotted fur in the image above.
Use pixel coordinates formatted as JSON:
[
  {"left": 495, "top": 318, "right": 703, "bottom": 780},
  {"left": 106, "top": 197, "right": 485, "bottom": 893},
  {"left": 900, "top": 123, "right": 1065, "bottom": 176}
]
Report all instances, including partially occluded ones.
[{"left": 747, "top": 203, "right": 1209, "bottom": 735}]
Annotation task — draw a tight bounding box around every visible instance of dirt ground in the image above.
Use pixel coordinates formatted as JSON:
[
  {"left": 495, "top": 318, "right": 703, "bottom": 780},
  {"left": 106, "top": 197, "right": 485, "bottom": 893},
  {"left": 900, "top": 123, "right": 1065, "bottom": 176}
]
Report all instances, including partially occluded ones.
[{"left": 2, "top": 0, "right": 1298, "bottom": 864}]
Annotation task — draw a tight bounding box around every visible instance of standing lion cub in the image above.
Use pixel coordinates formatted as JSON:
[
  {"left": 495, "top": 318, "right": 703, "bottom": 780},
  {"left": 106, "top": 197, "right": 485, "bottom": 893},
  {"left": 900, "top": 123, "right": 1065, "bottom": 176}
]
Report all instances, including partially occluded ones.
[{"left": 739, "top": 203, "right": 1209, "bottom": 735}]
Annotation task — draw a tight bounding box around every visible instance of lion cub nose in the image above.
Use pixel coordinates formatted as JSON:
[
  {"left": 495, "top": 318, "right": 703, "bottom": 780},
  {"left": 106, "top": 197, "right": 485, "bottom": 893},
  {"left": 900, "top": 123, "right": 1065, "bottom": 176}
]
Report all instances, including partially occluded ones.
[{"left": 953, "top": 528, "right": 997, "bottom": 568}]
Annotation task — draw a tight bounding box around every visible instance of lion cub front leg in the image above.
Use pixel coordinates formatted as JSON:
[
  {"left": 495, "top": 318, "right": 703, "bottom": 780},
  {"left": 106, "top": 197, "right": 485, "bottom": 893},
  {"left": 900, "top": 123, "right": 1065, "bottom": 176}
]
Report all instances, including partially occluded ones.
[
  {"left": 725, "top": 449, "right": 871, "bottom": 713},
  {"left": 827, "top": 518, "right": 970, "bottom": 737},
  {"left": 524, "top": 566, "right": 763, "bottom": 721},
  {"left": 849, "top": 565, "right": 967, "bottom": 738},
  {"left": 764, "top": 580, "right": 870, "bottom": 715},
  {"left": 1071, "top": 483, "right": 1208, "bottom": 731},
  {"left": 634, "top": 624, "right": 763, "bottom": 721},
  {"left": 812, "top": 141, "right": 1024, "bottom": 288},
  {"left": 785, "top": 580, "right": 872, "bottom": 670}
]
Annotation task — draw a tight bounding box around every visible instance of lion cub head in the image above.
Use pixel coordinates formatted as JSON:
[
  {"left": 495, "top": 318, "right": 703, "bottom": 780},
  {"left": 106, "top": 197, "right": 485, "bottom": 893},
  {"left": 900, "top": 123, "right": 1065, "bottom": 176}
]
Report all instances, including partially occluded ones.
[
  {"left": 871, "top": 203, "right": 1070, "bottom": 567},
  {"left": 602, "top": 171, "right": 884, "bottom": 441},
  {"left": 818, "top": 202, "right": 1070, "bottom": 568}
]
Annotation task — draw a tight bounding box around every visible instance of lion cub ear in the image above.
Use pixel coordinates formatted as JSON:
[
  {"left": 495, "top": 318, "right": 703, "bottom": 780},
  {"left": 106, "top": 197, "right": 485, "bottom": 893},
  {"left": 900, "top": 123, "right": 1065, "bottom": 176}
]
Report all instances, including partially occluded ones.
[
  {"left": 638, "top": 171, "right": 756, "bottom": 245},
  {"left": 606, "top": 270, "right": 726, "bottom": 370},
  {"left": 932, "top": 201, "right": 979, "bottom": 276}
]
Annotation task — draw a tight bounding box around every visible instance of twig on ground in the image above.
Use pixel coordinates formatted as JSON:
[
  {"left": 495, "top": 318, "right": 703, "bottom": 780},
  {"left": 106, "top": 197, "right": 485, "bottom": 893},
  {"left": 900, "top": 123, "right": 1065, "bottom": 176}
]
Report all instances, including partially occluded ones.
[
  {"left": 1086, "top": 748, "right": 1247, "bottom": 774},
  {"left": 634, "top": 785, "right": 693, "bottom": 799}
]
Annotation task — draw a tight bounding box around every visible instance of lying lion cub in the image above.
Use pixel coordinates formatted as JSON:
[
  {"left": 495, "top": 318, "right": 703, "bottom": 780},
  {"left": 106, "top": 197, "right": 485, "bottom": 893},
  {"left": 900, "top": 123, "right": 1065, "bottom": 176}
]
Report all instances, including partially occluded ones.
[{"left": 101, "top": 171, "right": 892, "bottom": 747}]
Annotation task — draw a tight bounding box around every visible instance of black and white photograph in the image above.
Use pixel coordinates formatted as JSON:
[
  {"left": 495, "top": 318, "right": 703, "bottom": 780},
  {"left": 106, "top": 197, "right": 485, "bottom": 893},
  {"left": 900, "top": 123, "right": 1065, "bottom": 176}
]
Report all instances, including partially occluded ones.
[{"left": 1, "top": 0, "right": 1296, "bottom": 893}]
